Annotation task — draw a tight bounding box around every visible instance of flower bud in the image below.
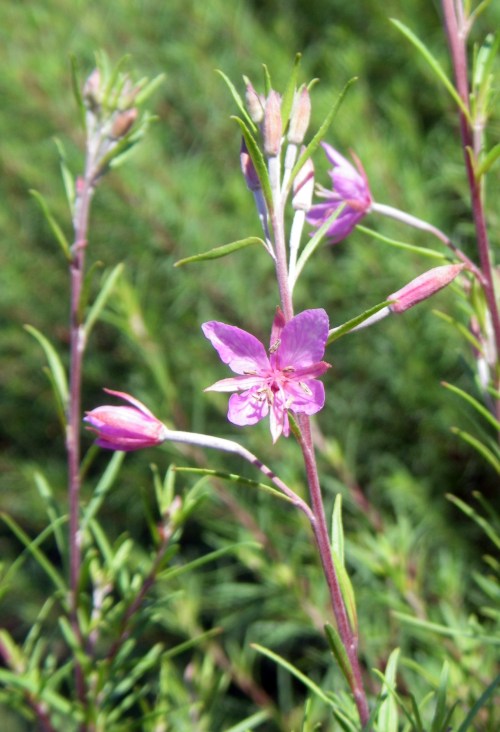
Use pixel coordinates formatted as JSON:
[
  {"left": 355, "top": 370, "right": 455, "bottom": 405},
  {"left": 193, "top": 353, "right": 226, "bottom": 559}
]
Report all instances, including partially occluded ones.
[
  {"left": 83, "top": 69, "right": 101, "bottom": 111},
  {"left": 263, "top": 90, "right": 283, "bottom": 157},
  {"left": 245, "top": 80, "right": 264, "bottom": 123},
  {"left": 240, "top": 138, "right": 261, "bottom": 191},
  {"left": 84, "top": 389, "right": 168, "bottom": 451},
  {"left": 110, "top": 108, "right": 139, "bottom": 139},
  {"left": 388, "top": 264, "right": 464, "bottom": 313},
  {"left": 288, "top": 87, "right": 311, "bottom": 145},
  {"left": 292, "top": 154, "right": 315, "bottom": 211}
]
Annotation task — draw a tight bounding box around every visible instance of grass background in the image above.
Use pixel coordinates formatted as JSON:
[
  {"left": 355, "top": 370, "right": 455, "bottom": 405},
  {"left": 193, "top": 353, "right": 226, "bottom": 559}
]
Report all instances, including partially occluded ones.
[{"left": 0, "top": 0, "right": 498, "bottom": 729}]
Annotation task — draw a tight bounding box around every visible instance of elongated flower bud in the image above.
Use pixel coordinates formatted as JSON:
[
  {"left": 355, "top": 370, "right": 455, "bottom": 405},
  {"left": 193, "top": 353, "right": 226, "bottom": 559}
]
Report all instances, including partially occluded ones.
[
  {"left": 240, "top": 138, "right": 261, "bottom": 191},
  {"left": 263, "top": 90, "right": 282, "bottom": 156},
  {"left": 288, "top": 87, "right": 311, "bottom": 145},
  {"left": 111, "top": 108, "right": 138, "bottom": 139},
  {"left": 245, "top": 80, "right": 264, "bottom": 123},
  {"left": 388, "top": 264, "right": 464, "bottom": 313},
  {"left": 292, "top": 155, "right": 315, "bottom": 211},
  {"left": 84, "top": 389, "right": 168, "bottom": 451}
]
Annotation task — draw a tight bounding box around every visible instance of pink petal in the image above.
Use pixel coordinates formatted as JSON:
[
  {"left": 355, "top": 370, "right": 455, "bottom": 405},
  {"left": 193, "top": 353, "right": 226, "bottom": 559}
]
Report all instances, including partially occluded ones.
[
  {"left": 227, "top": 389, "right": 269, "bottom": 426},
  {"left": 269, "top": 307, "right": 286, "bottom": 350},
  {"left": 204, "top": 375, "right": 265, "bottom": 392},
  {"left": 285, "top": 379, "right": 325, "bottom": 415},
  {"left": 269, "top": 391, "right": 288, "bottom": 442},
  {"left": 202, "top": 321, "right": 269, "bottom": 375},
  {"left": 278, "top": 309, "right": 329, "bottom": 368},
  {"left": 102, "top": 388, "right": 156, "bottom": 418}
]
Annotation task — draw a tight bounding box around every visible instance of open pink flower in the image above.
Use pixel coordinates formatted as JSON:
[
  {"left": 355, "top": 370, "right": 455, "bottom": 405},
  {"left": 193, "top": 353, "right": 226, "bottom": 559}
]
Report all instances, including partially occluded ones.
[
  {"left": 202, "top": 308, "right": 331, "bottom": 442},
  {"left": 306, "top": 143, "right": 372, "bottom": 244},
  {"left": 84, "top": 389, "right": 168, "bottom": 451}
]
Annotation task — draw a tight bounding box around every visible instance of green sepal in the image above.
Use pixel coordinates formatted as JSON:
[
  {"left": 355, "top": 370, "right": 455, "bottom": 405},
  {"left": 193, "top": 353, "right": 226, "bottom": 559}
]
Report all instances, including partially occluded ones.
[
  {"left": 29, "top": 189, "right": 71, "bottom": 260},
  {"left": 174, "top": 236, "right": 265, "bottom": 267}
]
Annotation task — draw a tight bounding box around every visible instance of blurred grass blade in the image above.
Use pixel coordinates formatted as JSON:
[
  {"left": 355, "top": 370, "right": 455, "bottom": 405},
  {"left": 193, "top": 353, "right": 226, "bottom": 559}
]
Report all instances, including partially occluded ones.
[
  {"left": 217, "top": 70, "right": 257, "bottom": 132},
  {"left": 251, "top": 642, "right": 336, "bottom": 708},
  {"left": 174, "top": 237, "right": 264, "bottom": 267},
  {"left": 84, "top": 263, "right": 124, "bottom": 338},
  {"left": 33, "top": 471, "right": 66, "bottom": 556},
  {"left": 442, "top": 381, "right": 500, "bottom": 431},
  {"left": 289, "top": 77, "right": 357, "bottom": 193},
  {"left": 433, "top": 310, "right": 483, "bottom": 352},
  {"left": 223, "top": 710, "right": 271, "bottom": 732},
  {"left": 29, "top": 190, "right": 70, "bottom": 260},
  {"left": 0, "top": 513, "right": 66, "bottom": 594},
  {"left": 377, "top": 648, "right": 400, "bottom": 732},
  {"left": 70, "top": 54, "right": 86, "bottom": 130},
  {"left": 390, "top": 19, "right": 470, "bottom": 118},
  {"left": 357, "top": 225, "right": 445, "bottom": 260},
  {"left": 450, "top": 427, "right": 500, "bottom": 474},
  {"left": 430, "top": 661, "right": 449, "bottom": 732},
  {"left": 456, "top": 672, "right": 500, "bottom": 732},
  {"left": 134, "top": 72, "right": 166, "bottom": 106},
  {"left": 446, "top": 494, "right": 500, "bottom": 550},
  {"left": 24, "top": 325, "right": 69, "bottom": 411},
  {"left": 161, "top": 542, "right": 260, "bottom": 582},
  {"left": 81, "top": 451, "right": 126, "bottom": 534}
]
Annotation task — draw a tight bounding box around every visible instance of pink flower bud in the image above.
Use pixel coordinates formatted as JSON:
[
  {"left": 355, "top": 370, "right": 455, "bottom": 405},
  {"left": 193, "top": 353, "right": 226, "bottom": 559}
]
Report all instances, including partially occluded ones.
[
  {"left": 388, "top": 264, "right": 464, "bottom": 313},
  {"left": 245, "top": 80, "right": 264, "bottom": 123},
  {"left": 292, "top": 154, "right": 315, "bottom": 211},
  {"left": 84, "top": 389, "right": 168, "bottom": 451},
  {"left": 110, "top": 108, "right": 138, "bottom": 139},
  {"left": 240, "top": 138, "right": 261, "bottom": 191},
  {"left": 288, "top": 87, "right": 311, "bottom": 145},
  {"left": 83, "top": 69, "right": 101, "bottom": 110},
  {"left": 263, "top": 90, "right": 283, "bottom": 157}
]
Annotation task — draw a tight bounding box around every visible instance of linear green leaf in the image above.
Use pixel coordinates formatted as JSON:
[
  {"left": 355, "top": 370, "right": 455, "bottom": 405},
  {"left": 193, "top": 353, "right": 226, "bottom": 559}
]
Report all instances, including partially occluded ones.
[
  {"left": 450, "top": 427, "right": 500, "bottom": 474},
  {"left": 217, "top": 69, "right": 257, "bottom": 132},
  {"left": 174, "top": 466, "right": 294, "bottom": 503},
  {"left": 324, "top": 623, "right": 355, "bottom": 688},
  {"left": 24, "top": 325, "right": 69, "bottom": 409},
  {"left": 84, "top": 263, "right": 124, "bottom": 338},
  {"left": 232, "top": 116, "right": 274, "bottom": 215},
  {"left": 390, "top": 19, "right": 470, "bottom": 119},
  {"left": 281, "top": 53, "right": 302, "bottom": 132},
  {"left": 328, "top": 300, "right": 392, "bottom": 344},
  {"left": 356, "top": 225, "right": 445, "bottom": 259},
  {"left": 30, "top": 190, "right": 70, "bottom": 259},
  {"left": 442, "top": 382, "right": 500, "bottom": 431},
  {"left": 174, "top": 237, "right": 264, "bottom": 267},
  {"left": 446, "top": 494, "right": 500, "bottom": 551},
  {"left": 475, "top": 143, "right": 500, "bottom": 178},
  {"left": 456, "top": 672, "right": 500, "bottom": 732}
]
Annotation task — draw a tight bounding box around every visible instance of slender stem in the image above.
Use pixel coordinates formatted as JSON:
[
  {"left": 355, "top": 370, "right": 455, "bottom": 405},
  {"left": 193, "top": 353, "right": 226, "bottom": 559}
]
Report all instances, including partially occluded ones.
[
  {"left": 441, "top": 0, "right": 500, "bottom": 413},
  {"left": 296, "top": 416, "right": 370, "bottom": 727},
  {"left": 371, "top": 201, "right": 485, "bottom": 284}
]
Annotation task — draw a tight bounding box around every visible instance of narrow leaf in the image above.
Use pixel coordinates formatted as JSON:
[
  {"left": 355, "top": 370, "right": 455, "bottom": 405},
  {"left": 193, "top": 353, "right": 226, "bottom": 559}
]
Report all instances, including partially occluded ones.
[
  {"left": 356, "top": 225, "right": 444, "bottom": 260},
  {"left": 223, "top": 710, "right": 271, "bottom": 732},
  {"left": 81, "top": 451, "right": 126, "bottom": 533},
  {"left": 446, "top": 494, "right": 500, "bottom": 550},
  {"left": 33, "top": 471, "right": 66, "bottom": 556},
  {"left": 331, "top": 494, "right": 345, "bottom": 563},
  {"left": 174, "top": 466, "right": 294, "bottom": 504},
  {"left": 70, "top": 54, "right": 86, "bottom": 130},
  {"left": 450, "top": 427, "right": 500, "bottom": 473},
  {"left": 377, "top": 648, "right": 400, "bottom": 732},
  {"left": 324, "top": 623, "right": 355, "bottom": 688},
  {"left": 442, "top": 381, "right": 500, "bottom": 431},
  {"left": 475, "top": 142, "right": 500, "bottom": 178},
  {"left": 328, "top": 300, "right": 393, "bottom": 344},
  {"left": 390, "top": 19, "right": 470, "bottom": 118},
  {"left": 133, "top": 72, "right": 166, "bottom": 106},
  {"left": 430, "top": 661, "right": 449, "bottom": 732},
  {"left": 24, "top": 325, "right": 69, "bottom": 409},
  {"left": 232, "top": 116, "right": 274, "bottom": 215},
  {"left": 53, "top": 138, "right": 75, "bottom": 216},
  {"left": 84, "top": 263, "right": 124, "bottom": 338},
  {"left": 281, "top": 53, "right": 302, "bottom": 132},
  {"left": 30, "top": 190, "right": 71, "bottom": 259},
  {"left": 456, "top": 672, "right": 500, "bottom": 732},
  {"left": 174, "top": 237, "right": 264, "bottom": 267},
  {"left": 251, "top": 642, "right": 336, "bottom": 708},
  {"left": 217, "top": 70, "right": 257, "bottom": 132}
]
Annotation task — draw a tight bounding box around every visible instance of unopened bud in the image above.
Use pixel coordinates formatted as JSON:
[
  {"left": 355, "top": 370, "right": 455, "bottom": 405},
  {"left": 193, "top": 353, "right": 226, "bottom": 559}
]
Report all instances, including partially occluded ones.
[
  {"left": 263, "top": 90, "right": 283, "bottom": 156},
  {"left": 292, "top": 154, "right": 314, "bottom": 211},
  {"left": 245, "top": 80, "right": 264, "bottom": 123},
  {"left": 240, "top": 139, "right": 261, "bottom": 191},
  {"left": 288, "top": 87, "right": 311, "bottom": 145},
  {"left": 388, "top": 264, "right": 464, "bottom": 313},
  {"left": 110, "top": 108, "right": 138, "bottom": 139},
  {"left": 83, "top": 69, "right": 101, "bottom": 111}
]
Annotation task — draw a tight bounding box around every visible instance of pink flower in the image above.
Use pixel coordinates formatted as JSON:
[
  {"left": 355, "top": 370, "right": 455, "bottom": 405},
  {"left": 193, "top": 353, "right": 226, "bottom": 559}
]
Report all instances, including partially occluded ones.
[
  {"left": 202, "top": 308, "right": 331, "bottom": 442},
  {"left": 84, "top": 389, "right": 168, "bottom": 451},
  {"left": 388, "top": 264, "right": 464, "bottom": 313},
  {"left": 306, "top": 143, "right": 372, "bottom": 244}
]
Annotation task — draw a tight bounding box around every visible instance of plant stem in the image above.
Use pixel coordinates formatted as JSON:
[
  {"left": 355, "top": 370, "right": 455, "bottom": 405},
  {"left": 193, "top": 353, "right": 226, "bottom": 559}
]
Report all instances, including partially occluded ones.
[
  {"left": 441, "top": 0, "right": 500, "bottom": 418},
  {"left": 67, "top": 159, "right": 96, "bottom": 704}
]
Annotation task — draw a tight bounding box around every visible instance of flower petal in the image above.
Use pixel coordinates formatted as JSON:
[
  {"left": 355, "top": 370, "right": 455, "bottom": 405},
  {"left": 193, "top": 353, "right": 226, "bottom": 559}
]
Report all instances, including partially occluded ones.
[
  {"left": 204, "top": 375, "right": 265, "bottom": 392},
  {"left": 227, "top": 389, "right": 269, "bottom": 426},
  {"left": 202, "top": 321, "right": 269, "bottom": 375},
  {"left": 278, "top": 309, "right": 329, "bottom": 368},
  {"left": 285, "top": 379, "right": 325, "bottom": 415}
]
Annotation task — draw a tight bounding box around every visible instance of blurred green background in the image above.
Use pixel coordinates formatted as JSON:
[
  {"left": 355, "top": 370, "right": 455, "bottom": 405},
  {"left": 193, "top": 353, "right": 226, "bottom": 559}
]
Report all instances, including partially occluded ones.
[{"left": 0, "top": 0, "right": 498, "bottom": 729}]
